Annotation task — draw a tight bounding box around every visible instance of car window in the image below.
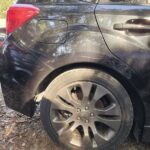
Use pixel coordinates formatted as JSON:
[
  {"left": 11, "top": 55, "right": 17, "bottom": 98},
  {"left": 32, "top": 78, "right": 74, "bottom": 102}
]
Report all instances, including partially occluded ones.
[
  {"left": 100, "top": 0, "right": 150, "bottom": 4},
  {"left": 17, "top": 0, "right": 150, "bottom": 4},
  {"left": 18, "top": 0, "right": 97, "bottom": 3}
]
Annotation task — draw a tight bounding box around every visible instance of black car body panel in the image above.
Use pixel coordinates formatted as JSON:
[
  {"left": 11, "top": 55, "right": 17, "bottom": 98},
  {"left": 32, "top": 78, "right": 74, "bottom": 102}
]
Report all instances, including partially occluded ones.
[
  {"left": 95, "top": 3, "right": 150, "bottom": 141},
  {"left": 1, "top": 2, "right": 111, "bottom": 116},
  {"left": 1, "top": 0, "right": 150, "bottom": 142}
]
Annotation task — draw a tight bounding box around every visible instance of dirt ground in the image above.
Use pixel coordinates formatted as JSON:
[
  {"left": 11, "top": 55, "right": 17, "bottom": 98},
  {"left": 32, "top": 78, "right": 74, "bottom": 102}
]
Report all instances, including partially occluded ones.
[{"left": 0, "top": 87, "right": 150, "bottom": 150}]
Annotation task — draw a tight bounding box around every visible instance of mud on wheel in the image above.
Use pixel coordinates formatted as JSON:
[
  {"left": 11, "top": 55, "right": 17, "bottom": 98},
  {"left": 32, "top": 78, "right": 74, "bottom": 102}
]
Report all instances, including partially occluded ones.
[{"left": 40, "top": 68, "right": 133, "bottom": 150}]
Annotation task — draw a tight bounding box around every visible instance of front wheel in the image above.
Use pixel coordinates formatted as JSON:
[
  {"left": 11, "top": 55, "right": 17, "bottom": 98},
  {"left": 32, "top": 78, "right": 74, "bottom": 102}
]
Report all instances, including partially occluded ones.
[{"left": 40, "top": 68, "right": 133, "bottom": 150}]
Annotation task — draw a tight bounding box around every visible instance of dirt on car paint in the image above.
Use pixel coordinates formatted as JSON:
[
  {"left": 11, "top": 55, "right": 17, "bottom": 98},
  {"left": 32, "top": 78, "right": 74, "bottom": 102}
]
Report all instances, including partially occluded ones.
[{"left": 0, "top": 87, "right": 150, "bottom": 150}]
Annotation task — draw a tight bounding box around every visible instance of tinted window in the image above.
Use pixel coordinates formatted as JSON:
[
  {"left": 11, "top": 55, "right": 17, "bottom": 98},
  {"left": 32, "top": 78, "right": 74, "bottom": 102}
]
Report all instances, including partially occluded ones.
[
  {"left": 17, "top": 0, "right": 97, "bottom": 3},
  {"left": 100, "top": 0, "right": 149, "bottom": 4}
]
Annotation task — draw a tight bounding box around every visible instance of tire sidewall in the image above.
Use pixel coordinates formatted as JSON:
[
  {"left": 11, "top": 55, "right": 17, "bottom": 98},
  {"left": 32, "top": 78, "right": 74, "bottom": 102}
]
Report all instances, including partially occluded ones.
[{"left": 40, "top": 68, "right": 133, "bottom": 150}]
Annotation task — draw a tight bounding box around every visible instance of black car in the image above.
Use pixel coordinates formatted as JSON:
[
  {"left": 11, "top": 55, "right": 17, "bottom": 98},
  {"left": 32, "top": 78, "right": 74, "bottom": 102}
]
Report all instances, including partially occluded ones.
[{"left": 1, "top": 0, "right": 150, "bottom": 149}]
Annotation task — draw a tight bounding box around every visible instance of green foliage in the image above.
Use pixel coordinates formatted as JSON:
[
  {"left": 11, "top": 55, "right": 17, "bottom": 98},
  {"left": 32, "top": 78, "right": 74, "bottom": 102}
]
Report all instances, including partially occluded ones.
[{"left": 0, "top": 0, "right": 14, "bottom": 18}]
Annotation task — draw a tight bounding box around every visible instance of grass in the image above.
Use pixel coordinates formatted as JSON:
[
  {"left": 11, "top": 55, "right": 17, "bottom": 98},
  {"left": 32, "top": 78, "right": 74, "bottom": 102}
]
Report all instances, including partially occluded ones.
[{"left": 0, "top": 0, "right": 14, "bottom": 18}]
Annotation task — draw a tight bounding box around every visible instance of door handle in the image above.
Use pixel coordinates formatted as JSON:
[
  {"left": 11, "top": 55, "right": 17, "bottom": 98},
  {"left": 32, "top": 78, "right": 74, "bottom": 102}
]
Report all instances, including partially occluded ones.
[{"left": 114, "top": 23, "right": 150, "bottom": 31}]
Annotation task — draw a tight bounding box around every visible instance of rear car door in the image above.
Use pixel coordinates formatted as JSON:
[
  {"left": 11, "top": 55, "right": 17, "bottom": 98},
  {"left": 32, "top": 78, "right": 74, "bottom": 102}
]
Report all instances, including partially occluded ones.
[{"left": 95, "top": 0, "right": 150, "bottom": 66}]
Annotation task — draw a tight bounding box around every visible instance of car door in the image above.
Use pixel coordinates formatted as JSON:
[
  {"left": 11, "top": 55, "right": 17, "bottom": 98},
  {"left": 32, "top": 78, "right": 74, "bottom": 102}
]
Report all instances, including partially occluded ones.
[{"left": 95, "top": 0, "right": 150, "bottom": 71}]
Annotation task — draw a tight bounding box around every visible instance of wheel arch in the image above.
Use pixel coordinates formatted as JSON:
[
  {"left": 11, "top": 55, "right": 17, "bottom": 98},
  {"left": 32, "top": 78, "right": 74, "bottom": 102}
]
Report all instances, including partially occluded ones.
[{"left": 38, "top": 62, "right": 145, "bottom": 141}]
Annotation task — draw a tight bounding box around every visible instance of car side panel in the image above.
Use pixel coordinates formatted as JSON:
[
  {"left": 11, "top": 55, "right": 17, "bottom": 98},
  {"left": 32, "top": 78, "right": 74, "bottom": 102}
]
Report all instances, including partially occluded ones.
[
  {"left": 1, "top": 3, "right": 112, "bottom": 116},
  {"left": 95, "top": 4, "right": 150, "bottom": 141},
  {"left": 2, "top": 3, "right": 142, "bottom": 116}
]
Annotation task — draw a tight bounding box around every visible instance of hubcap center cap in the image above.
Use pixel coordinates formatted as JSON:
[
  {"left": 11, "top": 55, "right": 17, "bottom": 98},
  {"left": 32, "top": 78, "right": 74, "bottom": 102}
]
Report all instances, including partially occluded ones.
[{"left": 76, "top": 106, "right": 94, "bottom": 123}]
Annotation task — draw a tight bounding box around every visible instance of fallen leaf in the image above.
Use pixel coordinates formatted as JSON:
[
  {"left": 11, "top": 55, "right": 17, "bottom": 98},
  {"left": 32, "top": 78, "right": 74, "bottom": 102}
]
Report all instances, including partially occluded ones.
[{"left": 4, "top": 122, "right": 16, "bottom": 138}]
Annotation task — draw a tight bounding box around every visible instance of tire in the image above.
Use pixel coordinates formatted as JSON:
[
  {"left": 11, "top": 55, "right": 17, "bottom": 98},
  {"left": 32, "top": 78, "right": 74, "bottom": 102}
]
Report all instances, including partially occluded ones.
[{"left": 40, "top": 68, "right": 133, "bottom": 150}]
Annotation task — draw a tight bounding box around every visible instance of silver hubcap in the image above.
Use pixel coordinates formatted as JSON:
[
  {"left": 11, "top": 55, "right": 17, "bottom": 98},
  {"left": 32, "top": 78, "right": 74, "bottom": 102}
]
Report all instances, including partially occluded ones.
[{"left": 50, "top": 81, "right": 122, "bottom": 149}]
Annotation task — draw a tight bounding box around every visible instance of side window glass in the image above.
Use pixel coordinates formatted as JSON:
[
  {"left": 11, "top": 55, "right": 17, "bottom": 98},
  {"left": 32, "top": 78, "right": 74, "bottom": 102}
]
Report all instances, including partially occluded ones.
[
  {"left": 18, "top": 0, "right": 98, "bottom": 3},
  {"left": 100, "top": 0, "right": 149, "bottom": 4}
]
